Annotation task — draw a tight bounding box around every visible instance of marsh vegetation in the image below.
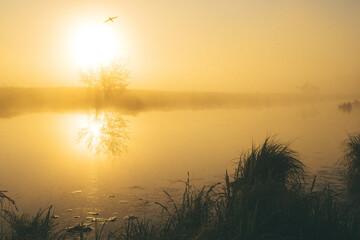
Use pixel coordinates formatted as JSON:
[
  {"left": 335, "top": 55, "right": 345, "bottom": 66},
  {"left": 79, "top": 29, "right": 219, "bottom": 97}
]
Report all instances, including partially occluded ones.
[
  {"left": 1, "top": 134, "right": 360, "bottom": 239},
  {"left": 341, "top": 133, "right": 360, "bottom": 195}
]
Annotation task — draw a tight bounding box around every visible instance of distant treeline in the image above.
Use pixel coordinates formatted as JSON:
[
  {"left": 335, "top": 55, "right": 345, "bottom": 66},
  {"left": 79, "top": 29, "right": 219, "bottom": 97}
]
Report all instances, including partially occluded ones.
[{"left": 0, "top": 87, "right": 355, "bottom": 118}]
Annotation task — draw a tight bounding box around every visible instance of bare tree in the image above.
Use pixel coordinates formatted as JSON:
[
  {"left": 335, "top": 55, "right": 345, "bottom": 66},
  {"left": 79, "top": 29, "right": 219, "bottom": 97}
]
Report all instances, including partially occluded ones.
[{"left": 79, "top": 58, "right": 130, "bottom": 98}]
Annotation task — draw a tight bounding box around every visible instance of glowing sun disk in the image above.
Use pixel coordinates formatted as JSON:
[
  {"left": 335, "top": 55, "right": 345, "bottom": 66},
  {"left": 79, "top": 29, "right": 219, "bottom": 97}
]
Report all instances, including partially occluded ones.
[
  {"left": 88, "top": 121, "right": 102, "bottom": 139},
  {"left": 72, "top": 24, "right": 120, "bottom": 68}
]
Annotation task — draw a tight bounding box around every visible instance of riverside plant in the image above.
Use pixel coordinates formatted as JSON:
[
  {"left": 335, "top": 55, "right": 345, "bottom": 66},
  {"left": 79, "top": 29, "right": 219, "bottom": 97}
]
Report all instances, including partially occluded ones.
[
  {"left": 2, "top": 136, "right": 360, "bottom": 239},
  {"left": 0, "top": 206, "right": 63, "bottom": 240},
  {"left": 342, "top": 133, "right": 360, "bottom": 195}
]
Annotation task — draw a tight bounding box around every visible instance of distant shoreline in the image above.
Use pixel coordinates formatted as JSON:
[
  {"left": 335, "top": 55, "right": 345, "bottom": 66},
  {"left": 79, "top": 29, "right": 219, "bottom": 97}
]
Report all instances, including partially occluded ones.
[{"left": 0, "top": 87, "right": 358, "bottom": 118}]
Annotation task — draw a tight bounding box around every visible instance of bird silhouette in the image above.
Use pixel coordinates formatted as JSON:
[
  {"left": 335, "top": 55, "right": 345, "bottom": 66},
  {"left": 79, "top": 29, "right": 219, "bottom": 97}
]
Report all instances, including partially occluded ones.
[{"left": 104, "top": 16, "right": 118, "bottom": 23}]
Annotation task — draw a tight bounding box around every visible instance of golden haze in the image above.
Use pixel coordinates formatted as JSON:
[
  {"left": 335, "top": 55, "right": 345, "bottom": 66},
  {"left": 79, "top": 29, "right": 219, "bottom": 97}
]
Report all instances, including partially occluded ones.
[{"left": 0, "top": 0, "right": 360, "bottom": 93}]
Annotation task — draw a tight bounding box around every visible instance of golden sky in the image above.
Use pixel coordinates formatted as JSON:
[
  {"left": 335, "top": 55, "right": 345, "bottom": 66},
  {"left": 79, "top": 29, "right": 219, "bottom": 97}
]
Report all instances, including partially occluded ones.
[{"left": 0, "top": 0, "right": 360, "bottom": 93}]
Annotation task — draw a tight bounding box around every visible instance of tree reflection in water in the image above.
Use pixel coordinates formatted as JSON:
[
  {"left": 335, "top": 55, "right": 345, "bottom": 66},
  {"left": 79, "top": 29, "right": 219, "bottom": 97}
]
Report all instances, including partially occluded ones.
[{"left": 77, "top": 112, "right": 128, "bottom": 157}]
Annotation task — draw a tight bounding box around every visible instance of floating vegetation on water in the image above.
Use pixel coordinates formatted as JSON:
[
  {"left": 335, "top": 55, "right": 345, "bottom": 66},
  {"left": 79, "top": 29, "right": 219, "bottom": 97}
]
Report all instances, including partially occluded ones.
[
  {"left": 88, "top": 211, "right": 100, "bottom": 216},
  {"left": 65, "top": 223, "right": 92, "bottom": 233},
  {"left": 71, "top": 190, "right": 82, "bottom": 194},
  {"left": 107, "top": 216, "right": 117, "bottom": 222},
  {"left": 86, "top": 217, "right": 106, "bottom": 223},
  {"left": 124, "top": 215, "right": 138, "bottom": 221},
  {"left": 128, "top": 185, "right": 143, "bottom": 190},
  {"left": 85, "top": 216, "right": 117, "bottom": 223}
]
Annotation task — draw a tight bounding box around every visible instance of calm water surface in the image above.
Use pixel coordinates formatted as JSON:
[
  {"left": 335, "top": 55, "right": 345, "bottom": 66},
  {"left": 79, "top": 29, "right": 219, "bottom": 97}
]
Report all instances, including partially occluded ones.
[{"left": 0, "top": 100, "right": 359, "bottom": 225}]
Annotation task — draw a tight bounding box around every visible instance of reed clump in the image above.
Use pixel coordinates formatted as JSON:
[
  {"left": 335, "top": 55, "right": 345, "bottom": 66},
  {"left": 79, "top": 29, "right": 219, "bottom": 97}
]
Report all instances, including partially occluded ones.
[
  {"left": 341, "top": 133, "right": 360, "bottom": 195},
  {"left": 0, "top": 206, "right": 63, "bottom": 240},
  {"left": 212, "top": 137, "right": 359, "bottom": 240},
  {"left": 2, "top": 135, "right": 360, "bottom": 239},
  {"left": 109, "top": 137, "right": 360, "bottom": 240}
]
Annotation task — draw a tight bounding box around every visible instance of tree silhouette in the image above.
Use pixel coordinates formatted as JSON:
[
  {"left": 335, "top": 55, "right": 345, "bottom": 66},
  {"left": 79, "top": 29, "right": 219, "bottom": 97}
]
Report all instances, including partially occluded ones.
[{"left": 79, "top": 58, "right": 130, "bottom": 98}]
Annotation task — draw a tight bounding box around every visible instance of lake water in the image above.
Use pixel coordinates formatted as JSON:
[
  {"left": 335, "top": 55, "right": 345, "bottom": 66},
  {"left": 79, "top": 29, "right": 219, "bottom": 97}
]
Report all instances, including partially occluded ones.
[{"left": 0, "top": 98, "right": 359, "bottom": 227}]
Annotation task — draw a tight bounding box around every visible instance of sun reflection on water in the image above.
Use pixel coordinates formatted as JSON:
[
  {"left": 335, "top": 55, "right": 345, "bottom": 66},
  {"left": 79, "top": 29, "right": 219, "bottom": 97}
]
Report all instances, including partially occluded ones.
[{"left": 77, "top": 112, "right": 129, "bottom": 158}]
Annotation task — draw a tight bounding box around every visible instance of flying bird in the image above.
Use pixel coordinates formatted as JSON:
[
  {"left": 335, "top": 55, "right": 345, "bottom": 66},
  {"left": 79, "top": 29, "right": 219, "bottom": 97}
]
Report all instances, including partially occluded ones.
[{"left": 104, "top": 16, "right": 118, "bottom": 23}]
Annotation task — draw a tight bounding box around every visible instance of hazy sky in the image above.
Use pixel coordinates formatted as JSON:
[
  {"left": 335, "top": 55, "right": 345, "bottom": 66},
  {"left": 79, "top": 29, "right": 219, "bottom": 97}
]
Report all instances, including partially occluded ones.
[{"left": 1, "top": 0, "right": 360, "bottom": 93}]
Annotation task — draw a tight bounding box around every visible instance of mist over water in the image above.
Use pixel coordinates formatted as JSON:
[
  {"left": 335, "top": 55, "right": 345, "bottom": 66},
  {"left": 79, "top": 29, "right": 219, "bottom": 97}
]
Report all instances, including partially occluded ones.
[
  {"left": 0, "top": 87, "right": 357, "bottom": 118},
  {"left": 0, "top": 88, "right": 359, "bottom": 228},
  {"left": 1, "top": 0, "right": 360, "bottom": 237}
]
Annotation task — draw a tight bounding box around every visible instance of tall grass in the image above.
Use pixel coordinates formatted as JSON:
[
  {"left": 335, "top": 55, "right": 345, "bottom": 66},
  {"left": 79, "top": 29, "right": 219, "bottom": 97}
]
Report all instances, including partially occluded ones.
[
  {"left": 110, "top": 137, "right": 360, "bottom": 240},
  {"left": 233, "top": 136, "right": 305, "bottom": 188},
  {"left": 157, "top": 174, "right": 221, "bottom": 240},
  {"left": 109, "top": 218, "right": 161, "bottom": 240},
  {"left": 0, "top": 206, "right": 62, "bottom": 240},
  {"left": 342, "top": 133, "right": 360, "bottom": 195},
  {"left": 0, "top": 191, "right": 17, "bottom": 240},
  {"left": 2, "top": 135, "right": 360, "bottom": 239},
  {"left": 0, "top": 191, "right": 17, "bottom": 211},
  {"left": 216, "top": 137, "right": 357, "bottom": 240},
  {"left": 109, "top": 174, "right": 221, "bottom": 240}
]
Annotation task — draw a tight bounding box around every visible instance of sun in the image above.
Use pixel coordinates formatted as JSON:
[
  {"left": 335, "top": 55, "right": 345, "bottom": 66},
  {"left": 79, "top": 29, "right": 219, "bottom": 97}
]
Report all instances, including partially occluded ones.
[
  {"left": 78, "top": 114, "right": 104, "bottom": 148},
  {"left": 71, "top": 23, "right": 121, "bottom": 68},
  {"left": 88, "top": 121, "right": 102, "bottom": 139}
]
